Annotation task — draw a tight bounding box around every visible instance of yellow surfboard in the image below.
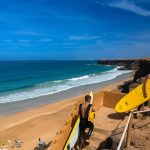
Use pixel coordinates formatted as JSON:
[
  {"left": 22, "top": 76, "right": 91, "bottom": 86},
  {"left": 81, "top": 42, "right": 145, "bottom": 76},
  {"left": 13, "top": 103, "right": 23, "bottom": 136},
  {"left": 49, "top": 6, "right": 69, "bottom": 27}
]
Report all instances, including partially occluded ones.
[
  {"left": 64, "top": 91, "right": 93, "bottom": 150},
  {"left": 115, "top": 80, "right": 150, "bottom": 113}
]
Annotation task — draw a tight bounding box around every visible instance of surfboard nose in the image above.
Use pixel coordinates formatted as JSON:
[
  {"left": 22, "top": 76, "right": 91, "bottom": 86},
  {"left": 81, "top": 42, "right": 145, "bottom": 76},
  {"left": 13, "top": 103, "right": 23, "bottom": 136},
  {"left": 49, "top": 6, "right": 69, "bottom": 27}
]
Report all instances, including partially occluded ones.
[{"left": 115, "top": 103, "right": 123, "bottom": 113}]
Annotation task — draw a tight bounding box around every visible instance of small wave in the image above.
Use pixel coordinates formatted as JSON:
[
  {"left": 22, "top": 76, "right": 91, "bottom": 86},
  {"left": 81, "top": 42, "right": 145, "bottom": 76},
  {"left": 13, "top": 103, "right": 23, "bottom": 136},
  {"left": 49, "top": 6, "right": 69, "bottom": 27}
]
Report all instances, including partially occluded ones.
[
  {"left": 54, "top": 80, "right": 62, "bottom": 83},
  {"left": 0, "top": 85, "right": 71, "bottom": 103},
  {"left": 106, "top": 66, "right": 121, "bottom": 72},
  {"left": 69, "top": 75, "right": 89, "bottom": 81}
]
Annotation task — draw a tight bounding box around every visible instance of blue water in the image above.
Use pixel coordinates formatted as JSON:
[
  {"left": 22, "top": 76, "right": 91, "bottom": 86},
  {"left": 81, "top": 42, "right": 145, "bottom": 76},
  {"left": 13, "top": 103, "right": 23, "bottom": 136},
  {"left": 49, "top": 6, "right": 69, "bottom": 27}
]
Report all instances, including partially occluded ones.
[{"left": 0, "top": 61, "right": 130, "bottom": 103}]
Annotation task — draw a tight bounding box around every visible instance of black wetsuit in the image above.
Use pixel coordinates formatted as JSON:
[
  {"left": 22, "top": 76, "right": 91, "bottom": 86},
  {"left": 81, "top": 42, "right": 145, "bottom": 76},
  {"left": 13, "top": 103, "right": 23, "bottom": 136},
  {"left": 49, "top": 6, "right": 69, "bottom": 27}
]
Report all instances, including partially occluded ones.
[{"left": 79, "top": 104, "right": 94, "bottom": 140}]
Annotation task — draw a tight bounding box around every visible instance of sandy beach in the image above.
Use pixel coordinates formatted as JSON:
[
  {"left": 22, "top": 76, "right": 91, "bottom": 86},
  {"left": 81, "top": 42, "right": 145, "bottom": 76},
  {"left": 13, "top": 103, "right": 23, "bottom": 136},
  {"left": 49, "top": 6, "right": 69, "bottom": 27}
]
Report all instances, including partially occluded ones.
[
  {"left": 0, "top": 72, "right": 132, "bottom": 115},
  {"left": 0, "top": 72, "right": 133, "bottom": 150}
]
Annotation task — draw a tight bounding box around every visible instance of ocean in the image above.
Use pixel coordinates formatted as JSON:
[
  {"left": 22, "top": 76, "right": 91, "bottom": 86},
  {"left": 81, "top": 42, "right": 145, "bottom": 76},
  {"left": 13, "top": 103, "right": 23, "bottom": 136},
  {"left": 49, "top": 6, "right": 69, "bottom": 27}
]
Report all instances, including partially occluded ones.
[{"left": 0, "top": 61, "right": 131, "bottom": 103}]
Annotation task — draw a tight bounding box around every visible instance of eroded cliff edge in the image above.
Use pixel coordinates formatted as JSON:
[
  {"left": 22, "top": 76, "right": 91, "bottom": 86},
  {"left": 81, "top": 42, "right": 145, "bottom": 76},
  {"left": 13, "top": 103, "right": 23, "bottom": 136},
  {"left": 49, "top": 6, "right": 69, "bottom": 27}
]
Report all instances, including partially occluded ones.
[{"left": 98, "top": 58, "right": 150, "bottom": 93}]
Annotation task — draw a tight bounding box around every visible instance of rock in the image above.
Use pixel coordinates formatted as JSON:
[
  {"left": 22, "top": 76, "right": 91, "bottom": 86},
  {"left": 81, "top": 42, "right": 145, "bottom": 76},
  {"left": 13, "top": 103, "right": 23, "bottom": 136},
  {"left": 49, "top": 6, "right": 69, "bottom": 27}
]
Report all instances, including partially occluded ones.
[
  {"left": 98, "top": 58, "right": 150, "bottom": 81},
  {"left": 132, "top": 123, "right": 138, "bottom": 129},
  {"left": 97, "top": 59, "right": 140, "bottom": 70},
  {"left": 133, "top": 59, "right": 150, "bottom": 82},
  {"left": 129, "top": 83, "right": 139, "bottom": 89}
]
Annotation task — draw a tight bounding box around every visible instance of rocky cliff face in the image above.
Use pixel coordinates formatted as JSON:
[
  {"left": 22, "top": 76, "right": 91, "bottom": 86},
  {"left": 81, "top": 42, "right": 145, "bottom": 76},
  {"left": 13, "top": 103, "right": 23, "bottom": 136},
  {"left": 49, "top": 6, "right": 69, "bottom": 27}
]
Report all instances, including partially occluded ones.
[
  {"left": 133, "top": 59, "right": 150, "bottom": 81},
  {"left": 98, "top": 58, "right": 150, "bottom": 93},
  {"left": 124, "top": 59, "right": 150, "bottom": 93}
]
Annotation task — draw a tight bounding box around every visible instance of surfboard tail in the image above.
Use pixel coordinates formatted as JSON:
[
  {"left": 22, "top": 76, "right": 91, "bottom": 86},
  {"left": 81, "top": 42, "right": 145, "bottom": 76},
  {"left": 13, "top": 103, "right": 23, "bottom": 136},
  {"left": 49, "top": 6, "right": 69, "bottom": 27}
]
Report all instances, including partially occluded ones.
[{"left": 90, "top": 91, "right": 93, "bottom": 104}]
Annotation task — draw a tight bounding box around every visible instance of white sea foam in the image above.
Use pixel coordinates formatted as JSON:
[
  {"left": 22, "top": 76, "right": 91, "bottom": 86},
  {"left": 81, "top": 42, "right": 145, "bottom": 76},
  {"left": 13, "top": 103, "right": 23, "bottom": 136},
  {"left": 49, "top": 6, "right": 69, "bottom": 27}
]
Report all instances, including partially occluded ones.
[
  {"left": 0, "top": 68, "right": 132, "bottom": 103},
  {"left": 69, "top": 75, "right": 89, "bottom": 81},
  {"left": 54, "top": 80, "right": 62, "bottom": 83}
]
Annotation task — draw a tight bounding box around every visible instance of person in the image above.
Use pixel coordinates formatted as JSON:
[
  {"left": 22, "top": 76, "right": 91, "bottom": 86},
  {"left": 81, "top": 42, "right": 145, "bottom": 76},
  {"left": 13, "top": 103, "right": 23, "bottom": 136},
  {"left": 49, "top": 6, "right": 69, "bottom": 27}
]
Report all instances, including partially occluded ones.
[
  {"left": 79, "top": 95, "right": 94, "bottom": 145},
  {"left": 137, "top": 74, "right": 150, "bottom": 111},
  {"left": 34, "top": 138, "right": 47, "bottom": 150}
]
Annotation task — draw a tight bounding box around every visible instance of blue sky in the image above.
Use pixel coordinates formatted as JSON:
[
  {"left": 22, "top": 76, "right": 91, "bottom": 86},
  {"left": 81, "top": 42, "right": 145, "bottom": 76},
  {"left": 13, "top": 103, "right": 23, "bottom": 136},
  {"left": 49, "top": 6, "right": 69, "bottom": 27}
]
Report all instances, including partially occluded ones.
[{"left": 0, "top": 0, "right": 150, "bottom": 60}]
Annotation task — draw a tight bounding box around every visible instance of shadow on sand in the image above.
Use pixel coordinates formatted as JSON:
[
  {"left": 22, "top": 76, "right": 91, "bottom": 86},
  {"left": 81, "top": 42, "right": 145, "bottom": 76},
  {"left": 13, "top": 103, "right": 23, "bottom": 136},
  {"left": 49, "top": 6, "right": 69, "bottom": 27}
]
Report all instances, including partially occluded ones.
[
  {"left": 97, "top": 137, "right": 113, "bottom": 150},
  {"left": 107, "top": 112, "right": 127, "bottom": 120},
  {"left": 46, "top": 141, "right": 52, "bottom": 148}
]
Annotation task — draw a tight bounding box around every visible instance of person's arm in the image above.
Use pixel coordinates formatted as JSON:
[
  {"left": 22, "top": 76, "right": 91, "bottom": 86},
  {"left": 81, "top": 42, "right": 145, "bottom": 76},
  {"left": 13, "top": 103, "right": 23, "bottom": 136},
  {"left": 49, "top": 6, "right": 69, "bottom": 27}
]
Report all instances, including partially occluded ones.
[
  {"left": 89, "top": 105, "right": 95, "bottom": 113},
  {"left": 142, "top": 75, "right": 148, "bottom": 98},
  {"left": 92, "top": 107, "right": 95, "bottom": 112}
]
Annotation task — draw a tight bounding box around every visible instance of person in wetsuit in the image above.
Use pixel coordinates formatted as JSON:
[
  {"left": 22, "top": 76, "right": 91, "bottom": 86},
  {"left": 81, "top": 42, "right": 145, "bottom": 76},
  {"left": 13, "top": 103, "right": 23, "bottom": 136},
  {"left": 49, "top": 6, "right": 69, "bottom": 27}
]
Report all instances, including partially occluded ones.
[{"left": 79, "top": 95, "right": 94, "bottom": 144}]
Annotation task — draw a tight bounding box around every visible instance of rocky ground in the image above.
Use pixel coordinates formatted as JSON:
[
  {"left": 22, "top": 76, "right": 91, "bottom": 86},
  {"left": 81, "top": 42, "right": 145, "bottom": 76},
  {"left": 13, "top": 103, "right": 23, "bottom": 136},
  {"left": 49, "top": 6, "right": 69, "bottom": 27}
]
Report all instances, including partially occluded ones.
[{"left": 110, "top": 111, "right": 150, "bottom": 150}]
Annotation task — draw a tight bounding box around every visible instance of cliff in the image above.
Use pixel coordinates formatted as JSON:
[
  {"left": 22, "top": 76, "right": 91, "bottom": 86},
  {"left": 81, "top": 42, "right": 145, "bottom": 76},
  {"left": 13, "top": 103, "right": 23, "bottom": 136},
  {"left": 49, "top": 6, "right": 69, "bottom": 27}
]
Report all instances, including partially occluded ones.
[
  {"left": 98, "top": 58, "right": 150, "bottom": 93},
  {"left": 97, "top": 59, "right": 140, "bottom": 70},
  {"left": 133, "top": 59, "right": 150, "bottom": 81}
]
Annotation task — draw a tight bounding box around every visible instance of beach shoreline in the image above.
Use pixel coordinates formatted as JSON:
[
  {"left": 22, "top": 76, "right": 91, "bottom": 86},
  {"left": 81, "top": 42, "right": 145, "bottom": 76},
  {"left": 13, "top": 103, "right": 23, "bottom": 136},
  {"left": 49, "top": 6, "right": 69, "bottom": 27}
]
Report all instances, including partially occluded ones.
[
  {"left": 0, "top": 72, "right": 133, "bottom": 115},
  {"left": 0, "top": 71, "right": 134, "bottom": 150}
]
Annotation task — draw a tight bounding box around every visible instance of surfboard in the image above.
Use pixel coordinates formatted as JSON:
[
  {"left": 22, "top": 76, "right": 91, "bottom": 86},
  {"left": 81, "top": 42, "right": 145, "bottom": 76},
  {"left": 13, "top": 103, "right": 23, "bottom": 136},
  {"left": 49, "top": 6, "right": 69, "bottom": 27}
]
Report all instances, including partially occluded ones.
[
  {"left": 90, "top": 91, "right": 93, "bottom": 104},
  {"left": 64, "top": 91, "right": 93, "bottom": 150},
  {"left": 115, "top": 79, "right": 150, "bottom": 113}
]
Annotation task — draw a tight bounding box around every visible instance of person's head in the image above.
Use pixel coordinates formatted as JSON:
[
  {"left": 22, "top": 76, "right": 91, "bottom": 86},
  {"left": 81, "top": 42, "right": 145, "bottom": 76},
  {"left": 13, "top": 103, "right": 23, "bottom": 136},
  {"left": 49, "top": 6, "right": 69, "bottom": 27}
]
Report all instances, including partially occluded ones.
[{"left": 85, "top": 95, "right": 91, "bottom": 103}]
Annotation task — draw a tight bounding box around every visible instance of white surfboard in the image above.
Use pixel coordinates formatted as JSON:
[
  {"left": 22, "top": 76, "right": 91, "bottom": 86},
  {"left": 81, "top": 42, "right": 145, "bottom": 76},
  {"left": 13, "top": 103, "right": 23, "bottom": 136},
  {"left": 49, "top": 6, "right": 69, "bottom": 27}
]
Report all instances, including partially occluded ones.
[
  {"left": 64, "top": 91, "right": 93, "bottom": 150},
  {"left": 90, "top": 91, "right": 93, "bottom": 104}
]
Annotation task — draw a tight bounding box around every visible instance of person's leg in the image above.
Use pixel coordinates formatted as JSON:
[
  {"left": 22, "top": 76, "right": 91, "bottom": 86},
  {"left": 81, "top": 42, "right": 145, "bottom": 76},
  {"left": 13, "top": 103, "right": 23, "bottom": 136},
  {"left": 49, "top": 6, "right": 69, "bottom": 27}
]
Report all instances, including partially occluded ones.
[
  {"left": 135, "top": 104, "right": 143, "bottom": 119},
  {"left": 137, "top": 104, "right": 143, "bottom": 111},
  {"left": 87, "top": 121, "right": 94, "bottom": 140},
  {"left": 79, "top": 124, "right": 86, "bottom": 148},
  {"left": 79, "top": 130, "right": 84, "bottom": 148}
]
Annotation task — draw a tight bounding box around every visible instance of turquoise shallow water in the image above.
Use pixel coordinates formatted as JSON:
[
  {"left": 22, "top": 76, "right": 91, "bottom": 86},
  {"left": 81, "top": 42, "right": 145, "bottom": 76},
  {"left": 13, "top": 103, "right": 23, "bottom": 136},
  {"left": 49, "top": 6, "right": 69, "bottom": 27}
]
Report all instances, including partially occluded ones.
[{"left": 0, "top": 60, "right": 130, "bottom": 103}]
